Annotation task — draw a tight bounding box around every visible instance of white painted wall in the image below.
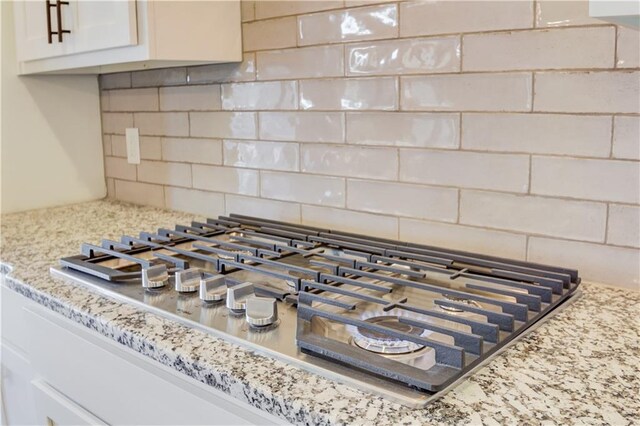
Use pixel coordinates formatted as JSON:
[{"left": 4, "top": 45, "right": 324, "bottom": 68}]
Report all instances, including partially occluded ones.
[{"left": 0, "top": 1, "right": 105, "bottom": 214}]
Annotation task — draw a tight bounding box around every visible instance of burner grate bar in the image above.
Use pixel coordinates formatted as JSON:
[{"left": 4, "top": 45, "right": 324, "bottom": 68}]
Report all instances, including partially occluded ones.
[
  {"left": 81, "top": 243, "right": 151, "bottom": 268},
  {"left": 434, "top": 299, "right": 515, "bottom": 332},
  {"left": 302, "top": 281, "right": 397, "bottom": 306},
  {"left": 297, "top": 291, "right": 356, "bottom": 311},
  {"left": 398, "top": 317, "right": 484, "bottom": 356},
  {"left": 318, "top": 273, "right": 393, "bottom": 293},
  {"left": 465, "top": 283, "right": 542, "bottom": 312},
  {"left": 355, "top": 260, "right": 427, "bottom": 279}
]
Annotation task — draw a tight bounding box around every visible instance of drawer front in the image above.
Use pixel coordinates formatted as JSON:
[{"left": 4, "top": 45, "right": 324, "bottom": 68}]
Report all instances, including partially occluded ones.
[{"left": 31, "top": 380, "right": 106, "bottom": 426}]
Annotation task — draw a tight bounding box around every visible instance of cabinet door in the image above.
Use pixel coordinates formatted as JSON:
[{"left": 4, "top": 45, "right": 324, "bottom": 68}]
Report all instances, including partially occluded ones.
[
  {"left": 31, "top": 380, "right": 107, "bottom": 426},
  {"left": 13, "top": 0, "right": 137, "bottom": 62}
]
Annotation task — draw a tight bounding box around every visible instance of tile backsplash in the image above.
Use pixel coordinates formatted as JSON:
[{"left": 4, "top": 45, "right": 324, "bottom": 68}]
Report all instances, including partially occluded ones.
[{"left": 99, "top": 0, "right": 640, "bottom": 289}]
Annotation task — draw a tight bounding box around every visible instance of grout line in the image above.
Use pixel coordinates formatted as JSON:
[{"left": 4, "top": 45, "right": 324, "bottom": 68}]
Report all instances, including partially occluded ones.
[
  {"left": 530, "top": 72, "right": 536, "bottom": 112},
  {"left": 527, "top": 155, "right": 532, "bottom": 194},
  {"left": 614, "top": 25, "right": 619, "bottom": 68},
  {"left": 604, "top": 203, "right": 610, "bottom": 244},
  {"left": 610, "top": 115, "right": 616, "bottom": 158}
]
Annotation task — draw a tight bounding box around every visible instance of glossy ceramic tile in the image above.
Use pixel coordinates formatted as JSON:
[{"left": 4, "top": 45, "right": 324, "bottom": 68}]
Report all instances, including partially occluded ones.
[
  {"left": 256, "top": 45, "right": 344, "bottom": 80},
  {"left": 535, "top": 0, "right": 602, "bottom": 27},
  {"left": 301, "top": 144, "right": 397, "bottom": 179},
  {"left": 534, "top": 71, "right": 640, "bottom": 113},
  {"left": 463, "top": 27, "right": 615, "bottom": 71},
  {"left": 100, "top": 72, "right": 131, "bottom": 90},
  {"left": 111, "top": 136, "right": 162, "bottom": 160},
  {"left": 301, "top": 205, "right": 398, "bottom": 239},
  {"left": 164, "top": 187, "right": 225, "bottom": 218},
  {"left": 192, "top": 165, "right": 259, "bottom": 196},
  {"left": 221, "top": 81, "right": 298, "bottom": 110},
  {"left": 243, "top": 17, "right": 297, "bottom": 51},
  {"left": 137, "top": 161, "right": 192, "bottom": 187},
  {"left": 608, "top": 205, "right": 640, "bottom": 248},
  {"left": 159, "top": 85, "right": 221, "bottom": 111},
  {"left": 161, "top": 138, "right": 222, "bottom": 165},
  {"left": 255, "top": 1, "right": 341, "bottom": 20},
  {"left": 223, "top": 140, "right": 299, "bottom": 171},
  {"left": 297, "top": 4, "right": 398, "bottom": 46},
  {"left": 616, "top": 27, "right": 640, "bottom": 69},
  {"left": 460, "top": 190, "right": 607, "bottom": 242},
  {"left": 104, "top": 157, "right": 136, "bottom": 181},
  {"left": 399, "top": 218, "right": 527, "bottom": 260},
  {"left": 462, "top": 113, "right": 612, "bottom": 157},
  {"left": 299, "top": 77, "right": 397, "bottom": 110},
  {"left": 528, "top": 237, "right": 640, "bottom": 289},
  {"left": 134, "top": 112, "right": 189, "bottom": 137},
  {"left": 225, "top": 195, "right": 301, "bottom": 223},
  {"left": 346, "top": 36, "right": 460, "bottom": 76},
  {"left": 400, "top": 149, "right": 530, "bottom": 193},
  {"left": 107, "top": 88, "right": 158, "bottom": 112},
  {"left": 114, "top": 180, "right": 165, "bottom": 208},
  {"left": 261, "top": 171, "right": 345, "bottom": 207},
  {"left": 258, "top": 112, "right": 344, "bottom": 143},
  {"left": 102, "top": 113, "right": 133, "bottom": 134},
  {"left": 189, "top": 112, "right": 257, "bottom": 139},
  {"left": 400, "top": 0, "right": 533, "bottom": 37},
  {"left": 132, "top": 67, "right": 187, "bottom": 88},
  {"left": 187, "top": 53, "right": 256, "bottom": 84},
  {"left": 612, "top": 116, "right": 640, "bottom": 160},
  {"left": 347, "top": 179, "right": 458, "bottom": 222},
  {"left": 401, "top": 73, "right": 532, "bottom": 112},
  {"left": 346, "top": 112, "right": 459, "bottom": 148},
  {"left": 531, "top": 156, "right": 640, "bottom": 204}
]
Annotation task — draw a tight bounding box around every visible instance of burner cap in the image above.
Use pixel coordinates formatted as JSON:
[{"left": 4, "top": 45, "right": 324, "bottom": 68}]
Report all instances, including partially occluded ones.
[{"left": 352, "top": 315, "right": 426, "bottom": 355}]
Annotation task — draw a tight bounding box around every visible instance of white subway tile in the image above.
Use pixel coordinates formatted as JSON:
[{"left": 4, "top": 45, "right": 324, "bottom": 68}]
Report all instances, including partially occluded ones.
[
  {"left": 399, "top": 218, "right": 527, "bottom": 260},
  {"left": 241, "top": 0, "right": 255, "bottom": 22},
  {"left": 106, "top": 178, "right": 115, "bottom": 198},
  {"left": 107, "top": 88, "right": 158, "bottom": 112},
  {"left": 100, "top": 91, "right": 110, "bottom": 112},
  {"left": 302, "top": 205, "right": 398, "bottom": 239},
  {"left": 190, "top": 112, "right": 257, "bottom": 139},
  {"left": 162, "top": 138, "right": 222, "bottom": 165},
  {"left": 159, "top": 85, "right": 221, "bottom": 111},
  {"left": 298, "top": 4, "right": 398, "bottom": 46},
  {"left": 259, "top": 112, "right": 345, "bottom": 143},
  {"left": 299, "top": 77, "right": 397, "bottom": 110},
  {"left": 137, "top": 161, "right": 192, "bottom": 187},
  {"left": 535, "top": 0, "right": 604, "bottom": 27},
  {"left": 131, "top": 68, "right": 186, "bottom": 87},
  {"left": 102, "top": 135, "right": 112, "bottom": 156},
  {"left": 462, "top": 113, "right": 612, "bottom": 157},
  {"left": 188, "top": 53, "right": 256, "bottom": 84},
  {"left": 347, "top": 179, "right": 458, "bottom": 222},
  {"left": 534, "top": 71, "right": 640, "bottom": 113},
  {"left": 460, "top": 190, "right": 607, "bottom": 242},
  {"left": 192, "top": 165, "right": 259, "bottom": 196},
  {"left": 301, "top": 144, "right": 397, "bottom": 180},
  {"left": 608, "top": 204, "right": 640, "bottom": 248},
  {"left": 255, "top": 1, "right": 341, "bottom": 19},
  {"left": 463, "top": 27, "right": 614, "bottom": 71},
  {"left": 112, "top": 136, "right": 162, "bottom": 160},
  {"left": 223, "top": 140, "right": 299, "bottom": 171},
  {"left": 346, "top": 36, "right": 460, "bottom": 76},
  {"left": 243, "top": 17, "right": 297, "bottom": 51},
  {"left": 257, "top": 45, "right": 344, "bottom": 80},
  {"left": 531, "top": 156, "right": 640, "bottom": 203},
  {"left": 102, "top": 113, "right": 133, "bottom": 134},
  {"left": 261, "top": 171, "right": 345, "bottom": 207},
  {"left": 221, "top": 81, "right": 298, "bottom": 110},
  {"left": 400, "top": 0, "right": 533, "bottom": 37},
  {"left": 400, "top": 150, "right": 529, "bottom": 193},
  {"left": 165, "top": 187, "right": 225, "bottom": 218},
  {"left": 104, "top": 157, "right": 136, "bottom": 181},
  {"left": 100, "top": 72, "right": 131, "bottom": 90},
  {"left": 617, "top": 27, "right": 640, "bottom": 69},
  {"left": 346, "top": 112, "right": 459, "bottom": 148},
  {"left": 226, "top": 195, "right": 301, "bottom": 223},
  {"left": 528, "top": 237, "right": 639, "bottom": 289},
  {"left": 115, "top": 180, "right": 164, "bottom": 208},
  {"left": 134, "top": 112, "right": 189, "bottom": 137},
  {"left": 401, "top": 73, "right": 532, "bottom": 112},
  {"left": 612, "top": 116, "right": 640, "bottom": 160}
]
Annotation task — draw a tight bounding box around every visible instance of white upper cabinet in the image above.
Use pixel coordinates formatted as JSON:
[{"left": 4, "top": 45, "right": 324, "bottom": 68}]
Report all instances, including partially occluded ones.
[{"left": 13, "top": 0, "right": 242, "bottom": 75}]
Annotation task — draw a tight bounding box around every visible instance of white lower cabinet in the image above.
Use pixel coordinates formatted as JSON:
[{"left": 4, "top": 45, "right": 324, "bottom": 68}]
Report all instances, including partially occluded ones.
[{"left": 1, "top": 285, "right": 285, "bottom": 425}]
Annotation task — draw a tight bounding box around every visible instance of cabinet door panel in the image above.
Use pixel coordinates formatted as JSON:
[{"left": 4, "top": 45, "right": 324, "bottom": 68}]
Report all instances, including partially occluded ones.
[
  {"left": 31, "top": 380, "right": 107, "bottom": 426},
  {"left": 14, "top": 0, "right": 72, "bottom": 61}
]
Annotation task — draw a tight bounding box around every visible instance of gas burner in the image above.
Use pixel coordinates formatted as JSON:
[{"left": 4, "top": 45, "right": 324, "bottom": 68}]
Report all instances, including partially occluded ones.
[
  {"left": 439, "top": 295, "right": 482, "bottom": 313},
  {"left": 351, "top": 315, "right": 428, "bottom": 355}
]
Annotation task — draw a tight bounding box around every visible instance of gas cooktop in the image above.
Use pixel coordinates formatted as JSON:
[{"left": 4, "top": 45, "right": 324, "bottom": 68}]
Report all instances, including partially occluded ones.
[{"left": 51, "top": 214, "right": 581, "bottom": 407}]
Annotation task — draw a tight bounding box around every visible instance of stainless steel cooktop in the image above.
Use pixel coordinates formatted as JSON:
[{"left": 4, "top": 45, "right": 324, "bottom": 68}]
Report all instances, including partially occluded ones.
[{"left": 51, "top": 214, "right": 581, "bottom": 407}]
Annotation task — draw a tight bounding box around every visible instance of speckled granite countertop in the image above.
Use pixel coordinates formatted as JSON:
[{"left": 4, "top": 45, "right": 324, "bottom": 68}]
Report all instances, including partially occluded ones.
[{"left": 1, "top": 200, "right": 638, "bottom": 425}]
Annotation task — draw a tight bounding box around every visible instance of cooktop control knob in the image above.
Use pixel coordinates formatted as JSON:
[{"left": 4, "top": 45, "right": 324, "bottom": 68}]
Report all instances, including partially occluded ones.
[
  {"left": 142, "top": 265, "right": 168, "bottom": 289},
  {"left": 246, "top": 297, "right": 278, "bottom": 328},
  {"left": 226, "top": 282, "right": 254, "bottom": 313},
  {"left": 174, "top": 269, "right": 200, "bottom": 293},
  {"left": 199, "top": 274, "right": 226, "bottom": 302}
]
